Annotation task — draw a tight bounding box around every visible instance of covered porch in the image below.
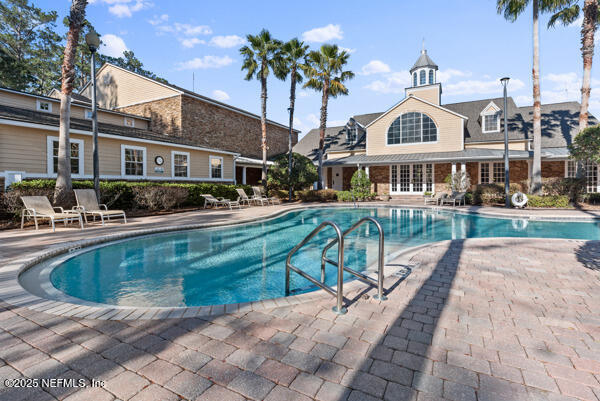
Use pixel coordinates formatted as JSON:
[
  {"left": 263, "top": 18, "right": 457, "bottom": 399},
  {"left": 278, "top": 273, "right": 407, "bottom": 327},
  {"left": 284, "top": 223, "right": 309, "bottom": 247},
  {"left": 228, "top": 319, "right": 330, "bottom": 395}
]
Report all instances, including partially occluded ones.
[{"left": 234, "top": 156, "right": 273, "bottom": 186}]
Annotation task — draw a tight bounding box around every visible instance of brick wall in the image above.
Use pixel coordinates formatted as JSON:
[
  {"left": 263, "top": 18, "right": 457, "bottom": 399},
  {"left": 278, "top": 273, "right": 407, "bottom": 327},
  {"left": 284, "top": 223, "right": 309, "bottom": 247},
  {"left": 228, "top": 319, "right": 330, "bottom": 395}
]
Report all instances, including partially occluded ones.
[
  {"left": 343, "top": 167, "right": 357, "bottom": 190},
  {"left": 369, "top": 166, "right": 389, "bottom": 195},
  {"left": 466, "top": 162, "right": 478, "bottom": 189},
  {"left": 542, "top": 161, "right": 565, "bottom": 178},
  {"left": 180, "top": 96, "right": 296, "bottom": 160},
  {"left": 435, "top": 163, "right": 452, "bottom": 192},
  {"left": 327, "top": 167, "right": 332, "bottom": 188},
  {"left": 118, "top": 96, "right": 182, "bottom": 136}
]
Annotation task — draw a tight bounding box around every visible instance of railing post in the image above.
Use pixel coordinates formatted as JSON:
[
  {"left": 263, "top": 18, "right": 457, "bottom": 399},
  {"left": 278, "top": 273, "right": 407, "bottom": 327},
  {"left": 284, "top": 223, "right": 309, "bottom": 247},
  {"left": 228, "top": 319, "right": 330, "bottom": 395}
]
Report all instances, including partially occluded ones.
[
  {"left": 285, "top": 263, "right": 290, "bottom": 295},
  {"left": 372, "top": 218, "right": 387, "bottom": 301},
  {"left": 333, "top": 236, "right": 347, "bottom": 314}
]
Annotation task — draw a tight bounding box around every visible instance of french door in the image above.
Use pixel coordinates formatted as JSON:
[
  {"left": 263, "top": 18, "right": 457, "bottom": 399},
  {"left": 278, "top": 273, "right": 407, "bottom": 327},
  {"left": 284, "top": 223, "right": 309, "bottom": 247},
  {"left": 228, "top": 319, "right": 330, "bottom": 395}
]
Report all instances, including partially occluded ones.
[{"left": 390, "top": 163, "right": 434, "bottom": 194}]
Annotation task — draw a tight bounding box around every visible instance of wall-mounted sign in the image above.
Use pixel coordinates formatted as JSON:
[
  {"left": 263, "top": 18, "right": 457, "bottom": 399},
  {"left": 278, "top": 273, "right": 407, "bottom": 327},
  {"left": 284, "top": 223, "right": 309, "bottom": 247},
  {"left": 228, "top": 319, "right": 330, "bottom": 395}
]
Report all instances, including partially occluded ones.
[{"left": 154, "top": 167, "right": 165, "bottom": 173}]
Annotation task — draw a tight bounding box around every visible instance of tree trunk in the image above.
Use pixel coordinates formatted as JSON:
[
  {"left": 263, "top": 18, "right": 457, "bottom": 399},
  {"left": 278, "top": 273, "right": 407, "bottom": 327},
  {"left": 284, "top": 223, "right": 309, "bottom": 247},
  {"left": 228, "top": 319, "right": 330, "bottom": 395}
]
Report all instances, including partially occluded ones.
[
  {"left": 579, "top": 0, "right": 598, "bottom": 132},
  {"left": 317, "top": 79, "right": 330, "bottom": 190},
  {"left": 260, "top": 59, "right": 268, "bottom": 189},
  {"left": 288, "top": 67, "right": 297, "bottom": 201},
  {"left": 54, "top": 0, "right": 87, "bottom": 207},
  {"left": 531, "top": 0, "right": 543, "bottom": 195}
]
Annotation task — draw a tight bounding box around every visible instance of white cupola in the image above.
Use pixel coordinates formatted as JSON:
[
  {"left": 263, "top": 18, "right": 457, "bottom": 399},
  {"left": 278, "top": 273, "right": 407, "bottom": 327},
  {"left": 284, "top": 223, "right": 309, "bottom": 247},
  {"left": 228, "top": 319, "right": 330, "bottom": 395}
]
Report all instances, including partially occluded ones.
[{"left": 410, "top": 45, "right": 438, "bottom": 87}]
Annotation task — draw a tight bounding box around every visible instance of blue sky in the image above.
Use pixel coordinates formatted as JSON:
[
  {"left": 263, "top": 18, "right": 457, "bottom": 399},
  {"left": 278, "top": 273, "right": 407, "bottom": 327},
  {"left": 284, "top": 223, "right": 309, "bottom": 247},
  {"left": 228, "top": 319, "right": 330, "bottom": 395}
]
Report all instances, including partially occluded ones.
[{"left": 40, "top": 0, "right": 598, "bottom": 138}]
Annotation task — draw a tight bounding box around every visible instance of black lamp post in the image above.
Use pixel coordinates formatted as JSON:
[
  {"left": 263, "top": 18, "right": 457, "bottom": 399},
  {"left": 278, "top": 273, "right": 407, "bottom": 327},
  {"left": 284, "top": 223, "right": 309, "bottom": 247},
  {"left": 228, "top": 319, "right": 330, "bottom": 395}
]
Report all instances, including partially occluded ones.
[
  {"left": 85, "top": 29, "right": 100, "bottom": 200},
  {"left": 500, "top": 77, "right": 511, "bottom": 208},
  {"left": 287, "top": 106, "right": 293, "bottom": 202}
]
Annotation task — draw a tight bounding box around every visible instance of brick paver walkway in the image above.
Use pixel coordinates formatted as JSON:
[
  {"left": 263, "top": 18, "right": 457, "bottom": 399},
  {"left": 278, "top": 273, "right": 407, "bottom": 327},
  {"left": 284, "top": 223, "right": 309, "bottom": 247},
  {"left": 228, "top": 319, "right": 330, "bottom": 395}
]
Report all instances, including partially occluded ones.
[{"left": 1, "top": 235, "right": 599, "bottom": 400}]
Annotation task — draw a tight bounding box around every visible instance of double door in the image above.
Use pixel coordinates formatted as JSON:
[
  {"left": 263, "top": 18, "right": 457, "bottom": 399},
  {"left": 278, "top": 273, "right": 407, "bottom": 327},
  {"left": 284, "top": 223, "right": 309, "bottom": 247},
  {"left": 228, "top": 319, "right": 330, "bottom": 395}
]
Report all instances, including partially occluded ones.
[{"left": 390, "top": 164, "right": 433, "bottom": 194}]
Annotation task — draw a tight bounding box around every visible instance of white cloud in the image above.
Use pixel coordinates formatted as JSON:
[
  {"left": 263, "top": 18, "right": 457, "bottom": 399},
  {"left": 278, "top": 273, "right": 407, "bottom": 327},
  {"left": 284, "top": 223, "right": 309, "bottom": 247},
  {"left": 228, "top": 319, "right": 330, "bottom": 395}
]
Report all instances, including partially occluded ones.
[
  {"left": 305, "top": 113, "right": 345, "bottom": 128},
  {"left": 437, "top": 69, "right": 472, "bottom": 82},
  {"left": 100, "top": 34, "right": 128, "bottom": 57},
  {"left": 298, "top": 91, "right": 312, "bottom": 98},
  {"left": 180, "top": 38, "right": 205, "bottom": 48},
  {"left": 364, "top": 71, "right": 411, "bottom": 94},
  {"left": 339, "top": 47, "right": 356, "bottom": 54},
  {"left": 360, "top": 60, "right": 391, "bottom": 76},
  {"left": 212, "top": 89, "right": 230, "bottom": 101},
  {"left": 209, "top": 35, "right": 246, "bottom": 48},
  {"left": 156, "top": 22, "right": 212, "bottom": 36},
  {"left": 176, "top": 55, "right": 234, "bottom": 70},
  {"left": 148, "top": 14, "right": 168, "bottom": 25},
  {"left": 444, "top": 78, "right": 525, "bottom": 96},
  {"left": 106, "top": 0, "right": 151, "bottom": 18},
  {"left": 302, "top": 24, "right": 343, "bottom": 43}
]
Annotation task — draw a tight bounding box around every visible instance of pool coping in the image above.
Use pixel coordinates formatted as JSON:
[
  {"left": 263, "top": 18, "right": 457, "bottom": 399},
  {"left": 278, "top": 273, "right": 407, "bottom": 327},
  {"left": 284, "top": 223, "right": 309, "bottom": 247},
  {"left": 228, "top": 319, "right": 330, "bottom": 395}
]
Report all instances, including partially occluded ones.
[{"left": 2, "top": 203, "right": 599, "bottom": 321}]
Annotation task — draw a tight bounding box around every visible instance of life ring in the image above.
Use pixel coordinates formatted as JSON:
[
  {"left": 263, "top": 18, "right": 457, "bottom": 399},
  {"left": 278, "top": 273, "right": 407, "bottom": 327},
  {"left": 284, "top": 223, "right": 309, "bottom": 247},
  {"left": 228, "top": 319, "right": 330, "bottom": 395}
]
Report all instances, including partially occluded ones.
[
  {"left": 511, "top": 218, "right": 529, "bottom": 231},
  {"left": 511, "top": 192, "right": 528, "bottom": 208}
]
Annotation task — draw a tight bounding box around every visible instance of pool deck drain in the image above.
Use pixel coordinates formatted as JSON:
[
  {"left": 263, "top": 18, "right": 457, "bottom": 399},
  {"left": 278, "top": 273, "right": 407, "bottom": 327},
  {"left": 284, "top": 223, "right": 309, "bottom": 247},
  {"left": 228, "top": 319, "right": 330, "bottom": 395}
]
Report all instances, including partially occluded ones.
[{"left": 0, "top": 204, "right": 599, "bottom": 400}]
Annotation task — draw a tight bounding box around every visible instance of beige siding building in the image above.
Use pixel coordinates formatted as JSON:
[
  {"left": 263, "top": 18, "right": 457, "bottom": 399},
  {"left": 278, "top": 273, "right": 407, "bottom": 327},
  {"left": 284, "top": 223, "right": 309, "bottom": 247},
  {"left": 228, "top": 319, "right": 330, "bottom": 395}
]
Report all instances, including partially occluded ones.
[
  {"left": 294, "top": 48, "right": 599, "bottom": 195},
  {"left": 0, "top": 88, "right": 237, "bottom": 188}
]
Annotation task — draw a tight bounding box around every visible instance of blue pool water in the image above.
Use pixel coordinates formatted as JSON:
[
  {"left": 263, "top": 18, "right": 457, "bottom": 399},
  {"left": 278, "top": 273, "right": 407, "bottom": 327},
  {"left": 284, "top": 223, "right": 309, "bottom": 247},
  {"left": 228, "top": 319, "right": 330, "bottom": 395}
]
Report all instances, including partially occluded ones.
[{"left": 44, "top": 207, "right": 599, "bottom": 307}]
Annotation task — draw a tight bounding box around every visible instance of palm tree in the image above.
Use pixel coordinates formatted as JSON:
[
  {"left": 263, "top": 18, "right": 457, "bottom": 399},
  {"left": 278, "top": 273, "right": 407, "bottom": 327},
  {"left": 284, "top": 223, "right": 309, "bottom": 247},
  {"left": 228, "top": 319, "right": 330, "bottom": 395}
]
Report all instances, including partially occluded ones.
[
  {"left": 547, "top": 0, "right": 598, "bottom": 131},
  {"left": 54, "top": 0, "right": 87, "bottom": 206},
  {"left": 276, "top": 38, "right": 309, "bottom": 201},
  {"left": 497, "top": 0, "right": 553, "bottom": 194},
  {"left": 302, "top": 44, "right": 354, "bottom": 189},
  {"left": 239, "top": 29, "right": 282, "bottom": 188}
]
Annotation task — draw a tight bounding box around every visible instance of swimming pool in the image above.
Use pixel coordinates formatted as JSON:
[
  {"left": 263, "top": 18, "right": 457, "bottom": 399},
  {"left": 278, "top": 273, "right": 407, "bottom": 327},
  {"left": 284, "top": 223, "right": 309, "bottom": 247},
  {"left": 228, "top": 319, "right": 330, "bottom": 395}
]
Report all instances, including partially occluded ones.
[{"left": 21, "top": 207, "right": 600, "bottom": 307}]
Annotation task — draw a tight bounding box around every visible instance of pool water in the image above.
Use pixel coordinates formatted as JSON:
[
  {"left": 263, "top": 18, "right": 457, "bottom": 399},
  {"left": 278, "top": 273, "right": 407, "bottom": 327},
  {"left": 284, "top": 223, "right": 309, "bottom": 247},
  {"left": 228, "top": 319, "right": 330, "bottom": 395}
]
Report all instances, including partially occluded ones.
[{"left": 43, "top": 207, "right": 599, "bottom": 307}]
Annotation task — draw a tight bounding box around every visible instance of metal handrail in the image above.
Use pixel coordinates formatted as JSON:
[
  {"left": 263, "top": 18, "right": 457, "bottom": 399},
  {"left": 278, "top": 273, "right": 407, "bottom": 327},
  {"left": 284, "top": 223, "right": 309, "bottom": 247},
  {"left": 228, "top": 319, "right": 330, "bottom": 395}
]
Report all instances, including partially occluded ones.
[
  {"left": 285, "top": 221, "right": 347, "bottom": 314},
  {"left": 321, "top": 217, "right": 387, "bottom": 301}
]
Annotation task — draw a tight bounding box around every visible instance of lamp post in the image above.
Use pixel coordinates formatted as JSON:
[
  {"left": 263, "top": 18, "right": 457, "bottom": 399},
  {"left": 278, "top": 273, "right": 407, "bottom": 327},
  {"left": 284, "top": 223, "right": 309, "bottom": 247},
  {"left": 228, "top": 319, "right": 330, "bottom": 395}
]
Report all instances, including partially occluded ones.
[
  {"left": 500, "top": 77, "right": 511, "bottom": 208},
  {"left": 287, "top": 106, "right": 293, "bottom": 202},
  {"left": 85, "top": 29, "right": 100, "bottom": 200}
]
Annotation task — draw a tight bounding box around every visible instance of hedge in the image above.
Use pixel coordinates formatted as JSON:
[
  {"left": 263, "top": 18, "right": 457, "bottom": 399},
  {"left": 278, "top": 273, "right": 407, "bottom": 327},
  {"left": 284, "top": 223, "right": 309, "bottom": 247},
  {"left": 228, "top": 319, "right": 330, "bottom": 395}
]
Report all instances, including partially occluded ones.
[
  {"left": 1, "top": 179, "right": 253, "bottom": 215},
  {"left": 526, "top": 195, "right": 571, "bottom": 208}
]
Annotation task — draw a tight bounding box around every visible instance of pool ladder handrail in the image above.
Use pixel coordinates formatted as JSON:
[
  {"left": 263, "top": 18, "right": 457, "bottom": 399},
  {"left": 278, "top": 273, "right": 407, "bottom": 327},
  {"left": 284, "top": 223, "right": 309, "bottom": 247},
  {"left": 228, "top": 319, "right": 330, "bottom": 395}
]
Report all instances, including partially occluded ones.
[
  {"left": 285, "top": 221, "right": 347, "bottom": 314},
  {"left": 285, "top": 217, "right": 387, "bottom": 315},
  {"left": 321, "top": 217, "right": 387, "bottom": 301}
]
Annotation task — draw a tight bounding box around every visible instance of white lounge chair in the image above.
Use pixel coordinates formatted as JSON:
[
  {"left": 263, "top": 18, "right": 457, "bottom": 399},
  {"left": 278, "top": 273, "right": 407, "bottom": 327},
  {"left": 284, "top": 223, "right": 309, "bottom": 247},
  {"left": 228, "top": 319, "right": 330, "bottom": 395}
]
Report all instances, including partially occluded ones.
[
  {"left": 424, "top": 193, "right": 446, "bottom": 205},
  {"left": 73, "top": 189, "right": 127, "bottom": 226},
  {"left": 252, "top": 186, "right": 280, "bottom": 205},
  {"left": 201, "top": 194, "right": 241, "bottom": 209},
  {"left": 235, "top": 188, "right": 254, "bottom": 206},
  {"left": 440, "top": 192, "right": 466, "bottom": 207},
  {"left": 21, "top": 196, "right": 84, "bottom": 231}
]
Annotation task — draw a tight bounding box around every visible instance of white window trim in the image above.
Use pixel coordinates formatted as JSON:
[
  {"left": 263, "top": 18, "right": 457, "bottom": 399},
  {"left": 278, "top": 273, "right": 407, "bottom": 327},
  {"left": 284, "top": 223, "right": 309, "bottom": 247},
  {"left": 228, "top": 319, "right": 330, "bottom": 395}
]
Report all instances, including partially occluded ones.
[
  {"left": 389, "top": 163, "right": 435, "bottom": 194},
  {"left": 482, "top": 114, "right": 500, "bottom": 134},
  {"left": 171, "top": 151, "right": 190, "bottom": 178},
  {"left": 124, "top": 117, "right": 135, "bottom": 128},
  {"left": 46, "top": 136, "right": 85, "bottom": 178},
  {"left": 386, "top": 112, "right": 439, "bottom": 147},
  {"left": 209, "top": 155, "right": 224, "bottom": 179},
  {"left": 478, "top": 161, "right": 505, "bottom": 184},
  {"left": 36, "top": 99, "right": 52, "bottom": 113},
  {"left": 121, "top": 144, "right": 147, "bottom": 178}
]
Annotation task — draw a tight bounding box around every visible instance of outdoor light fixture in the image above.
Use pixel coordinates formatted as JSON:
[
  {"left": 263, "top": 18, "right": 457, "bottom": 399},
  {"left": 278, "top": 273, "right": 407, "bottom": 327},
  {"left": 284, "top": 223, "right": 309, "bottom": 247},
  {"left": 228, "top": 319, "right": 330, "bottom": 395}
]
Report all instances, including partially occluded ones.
[
  {"left": 86, "top": 29, "right": 100, "bottom": 199},
  {"left": 500, "top": 77, "right": 510, "bottom": 208}
]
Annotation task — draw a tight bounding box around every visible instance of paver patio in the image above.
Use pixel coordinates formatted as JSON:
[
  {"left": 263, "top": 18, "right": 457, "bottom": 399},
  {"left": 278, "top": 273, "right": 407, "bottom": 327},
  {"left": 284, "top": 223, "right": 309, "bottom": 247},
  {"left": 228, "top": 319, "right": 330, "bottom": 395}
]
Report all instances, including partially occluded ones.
[{"left": 0, "top": 204, "right": 599, "bottom": 400}]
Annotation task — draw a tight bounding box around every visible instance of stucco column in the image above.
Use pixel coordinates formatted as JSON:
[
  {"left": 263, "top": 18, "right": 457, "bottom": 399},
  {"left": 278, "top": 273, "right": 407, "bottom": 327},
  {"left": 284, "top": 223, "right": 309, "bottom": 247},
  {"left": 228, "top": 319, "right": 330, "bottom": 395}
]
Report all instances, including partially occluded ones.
[
  {"left": 365, "top": 166, "right": 370, "bottom": 178},
  {"left": 242, "top": 167, "right": 247, "bottom": 185}
]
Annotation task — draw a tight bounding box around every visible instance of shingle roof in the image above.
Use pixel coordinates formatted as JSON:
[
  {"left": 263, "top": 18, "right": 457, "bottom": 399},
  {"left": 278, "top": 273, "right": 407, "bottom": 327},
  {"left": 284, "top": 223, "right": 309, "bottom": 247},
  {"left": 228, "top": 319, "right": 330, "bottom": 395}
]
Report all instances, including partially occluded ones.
[
  {"left": 353, "top": 112, "right": 383, "bottom": 127},
  {"left": 0, "top": 104, "right": 235, "bottom": 153},
  {"left": 410, "top": 50, "right": 438, "bottom": 73}
]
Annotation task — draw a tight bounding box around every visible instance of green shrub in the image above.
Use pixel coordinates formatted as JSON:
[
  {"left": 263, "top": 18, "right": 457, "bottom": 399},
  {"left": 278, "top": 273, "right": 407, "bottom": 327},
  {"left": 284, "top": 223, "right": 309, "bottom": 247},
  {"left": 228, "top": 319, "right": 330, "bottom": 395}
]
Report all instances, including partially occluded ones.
[
  {"left": 298, "top": 189, "right": 337, "bottom": 202},
  {"left": 472, "top": 184, "right": 504, "bottom": 205},
  {"left": 583, "top": 192, "right": 600, "bottom": 204},
  {"left": 527, "top": 195, "right": 570, "bottom": 208},
  {"left": 267, "top": 152, "right": 318, "bottom": 195},
  {"left": 350, "top": 170, "right": 372, "bottom": 200},
  {"left": 464, "top": 192, "right": 474, "bottom": 205},
  {"left": 131, "top": 186, "right": 189, "bottom": 210},
  {"left": 541, "top": 177, "right": 586, "bottom": 202},
  {"left": 336, "top": 191, "right": 353, "bottom": 202}
]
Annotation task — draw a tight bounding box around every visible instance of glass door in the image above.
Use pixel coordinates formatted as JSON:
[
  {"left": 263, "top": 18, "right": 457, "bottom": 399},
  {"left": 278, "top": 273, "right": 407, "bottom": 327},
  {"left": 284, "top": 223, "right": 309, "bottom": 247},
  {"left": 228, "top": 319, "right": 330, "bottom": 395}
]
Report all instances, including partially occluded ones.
[
  {"left": 399, "top": 165, "right": 411, "bottom": 192},
  {"left": 412, "top": 164, "right": 423, "bottom": 192},
  {"left": 390, "top": 163, "right": 434, "bottom": 194}
]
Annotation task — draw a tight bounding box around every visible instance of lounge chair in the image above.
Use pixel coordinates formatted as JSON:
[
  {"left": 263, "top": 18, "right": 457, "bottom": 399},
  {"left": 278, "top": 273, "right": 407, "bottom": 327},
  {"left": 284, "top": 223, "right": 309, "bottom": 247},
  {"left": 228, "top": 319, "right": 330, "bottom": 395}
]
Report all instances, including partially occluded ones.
[
  {"left": 73, "top": 189, "right": 127, "bottom": 226},
  {"left": 21, "top": 196, "right": 84, "bottom": 231},
  {"left": 235, "top": 188, "right": 254, "bottom": 206},
  {"left": 440, "top": 192, "right": 466, "bottom": 207},
  {"left": 424, "top": 193, "right": 446, "bottom": 205},
  {"left": 201, "top": 194, "right": 241, "bottom": 209},
  {"left": 252, "top": 186, "right": 280, "bottom": 205}
]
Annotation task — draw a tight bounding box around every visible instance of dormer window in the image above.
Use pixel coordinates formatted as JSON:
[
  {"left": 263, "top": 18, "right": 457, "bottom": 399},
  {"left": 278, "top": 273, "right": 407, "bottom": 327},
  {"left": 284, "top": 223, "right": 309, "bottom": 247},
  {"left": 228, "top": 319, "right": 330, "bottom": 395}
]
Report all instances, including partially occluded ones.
[
  {"left": 480, "top": 101, "right": 502, "bottom": 133},
  {"left": 84, "top": 109, "right": 93, "bottom": 119},
  {"left": 124, "top": 117, "right": 135, "bottom": 127},
  {"left": 346, "top": 126, "right": 357, "bottom": 143},
  {"left": 37, "top": 100, "right": 52, "bottom": 113}
]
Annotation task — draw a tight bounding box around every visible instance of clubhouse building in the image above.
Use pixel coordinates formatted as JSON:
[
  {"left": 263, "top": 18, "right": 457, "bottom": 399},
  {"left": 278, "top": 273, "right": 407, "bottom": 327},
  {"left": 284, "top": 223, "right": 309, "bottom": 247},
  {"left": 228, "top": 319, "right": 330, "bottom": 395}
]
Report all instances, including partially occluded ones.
[{"left": 295, "top": 49, "right": 599, "bottom": 195}]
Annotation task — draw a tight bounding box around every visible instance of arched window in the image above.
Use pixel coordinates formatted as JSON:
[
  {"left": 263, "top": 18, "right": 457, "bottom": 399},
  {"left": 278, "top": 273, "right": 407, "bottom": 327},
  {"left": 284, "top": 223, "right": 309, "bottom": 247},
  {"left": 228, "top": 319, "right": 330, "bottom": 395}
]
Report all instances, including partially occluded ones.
[
  {"left": 419, "top": 70, "right": 426, "bottom": 85},
  {"left": 413, "top": 72, "right": 417, "bottom": 87},
  {"left": 387, "top": 112, "right": 437, "bottom": 145},
  {"left": 428, "top": 70, "right": 434, "bottom": 84}
]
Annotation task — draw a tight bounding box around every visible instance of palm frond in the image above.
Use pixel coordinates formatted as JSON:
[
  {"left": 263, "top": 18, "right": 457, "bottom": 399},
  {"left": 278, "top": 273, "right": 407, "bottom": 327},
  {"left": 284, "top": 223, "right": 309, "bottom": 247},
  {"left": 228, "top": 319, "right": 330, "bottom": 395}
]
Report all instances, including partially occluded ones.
[
  {"left": 548, "top": 4, "right": 580, "bottom": 27},
  {"left": 497, "top": 0, "right": 529, "bottom": 22}
]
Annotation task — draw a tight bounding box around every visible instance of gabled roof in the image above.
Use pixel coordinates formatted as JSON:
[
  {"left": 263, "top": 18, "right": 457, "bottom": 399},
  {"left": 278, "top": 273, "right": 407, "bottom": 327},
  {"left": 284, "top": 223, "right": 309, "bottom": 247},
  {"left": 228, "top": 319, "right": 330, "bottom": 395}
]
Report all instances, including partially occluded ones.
[
  {"left": 293, "top": 125, "right": 365, "bottom": 162},
  {"left": 82, "top": 63, "right": 298, "bottom": 132},
  {"left": 365, "top": 95, "right": 468, "bottom": 128}
]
